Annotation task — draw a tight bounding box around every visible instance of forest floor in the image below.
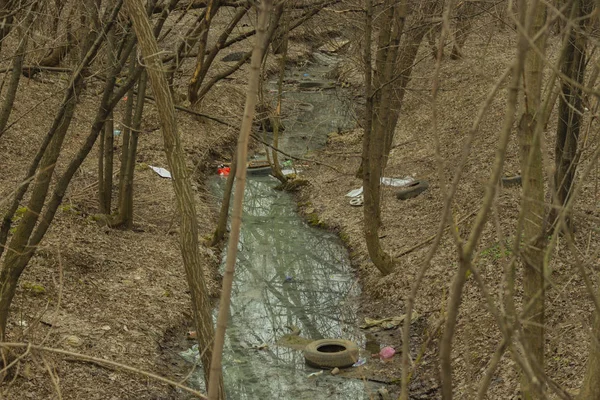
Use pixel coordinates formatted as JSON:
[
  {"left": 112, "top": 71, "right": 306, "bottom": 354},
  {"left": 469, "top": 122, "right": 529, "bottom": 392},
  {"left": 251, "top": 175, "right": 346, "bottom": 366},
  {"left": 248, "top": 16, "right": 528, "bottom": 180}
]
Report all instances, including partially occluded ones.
[
  {"left": 1, "top": 6, "right": 599, "bottom": 400},
  {"left": 298, "top": 14, "right": 600, "bottom": 400},
  {"left": 0, "top": 10, "right": 315, "bottom": 400}
]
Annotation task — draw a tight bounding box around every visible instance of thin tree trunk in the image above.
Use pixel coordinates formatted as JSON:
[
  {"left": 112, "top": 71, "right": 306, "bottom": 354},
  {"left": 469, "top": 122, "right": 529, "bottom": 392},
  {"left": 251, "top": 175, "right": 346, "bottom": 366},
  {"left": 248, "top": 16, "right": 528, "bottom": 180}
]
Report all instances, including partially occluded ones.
[
  {"left": 188, "top": 0, "right": 221, "bottom": 104},
  {"left": 99, "top": 23, "right": 119, "bottom": 214},
  {"left": 0, "top": 5, "right": 33, "bottom": 138},
  {"left": 114, "top": 69, "right": 147, "bottom": 229},
  {"left": 207, "top": 1, "right": 272, "bottom": 398},
  {"left": 270, "top": 9, "right": 289, "bottom": 184},
  {"left": 552, "top": 0, "right": 589, "bottom": 230},
  {"left": 191, "top": 3, "right": 254, "bottom": 102},
  {"left": 100, "top": 113, "right": 114, "bottom": 213},
  {"left": 579, "top": 299, "right": 600, "bottom": 399},
  {"left": 0, "top": 0, "right": 124, "bottom": 341},
  {"left": 361, "top": 0, "right": 393, "bottom": 275},
  {"left": 124, "top": 0, "right": 224, "bottom": 398},
  {"left": 211, "top": 150, "right": 236, "bottom": 246},
  {"left": 518, "top": 1, "right": 547, "bottom": 398},
  {"left": 0, "top": 0, "right": 16, "bottom": 56},
  {"left": 118, "top": 50, "right": 136, "bottom": 205}
]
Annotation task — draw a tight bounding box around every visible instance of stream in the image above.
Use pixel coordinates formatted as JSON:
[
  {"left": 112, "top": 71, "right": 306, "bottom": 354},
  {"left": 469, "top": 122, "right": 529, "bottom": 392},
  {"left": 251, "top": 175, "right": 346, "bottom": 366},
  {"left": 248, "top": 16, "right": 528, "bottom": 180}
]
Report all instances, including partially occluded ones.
[{"left": 181, "top": 51, "right": 382, "bottom": 399}]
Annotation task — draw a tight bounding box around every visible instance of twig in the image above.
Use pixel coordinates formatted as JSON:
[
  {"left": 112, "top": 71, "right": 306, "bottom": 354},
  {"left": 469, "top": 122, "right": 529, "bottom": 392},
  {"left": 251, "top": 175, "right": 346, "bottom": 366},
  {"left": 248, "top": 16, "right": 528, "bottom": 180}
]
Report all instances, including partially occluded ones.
[{"left": 0, "top": 342, "right": 207, "bottom": 399}]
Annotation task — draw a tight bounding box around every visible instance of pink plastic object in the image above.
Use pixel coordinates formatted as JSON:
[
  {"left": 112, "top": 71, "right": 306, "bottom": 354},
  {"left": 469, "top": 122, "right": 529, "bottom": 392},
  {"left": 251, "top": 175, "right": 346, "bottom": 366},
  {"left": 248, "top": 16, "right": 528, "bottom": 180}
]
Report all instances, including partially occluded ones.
[{"left": 379, "top": 346, "right": 395, "bottom": 359}]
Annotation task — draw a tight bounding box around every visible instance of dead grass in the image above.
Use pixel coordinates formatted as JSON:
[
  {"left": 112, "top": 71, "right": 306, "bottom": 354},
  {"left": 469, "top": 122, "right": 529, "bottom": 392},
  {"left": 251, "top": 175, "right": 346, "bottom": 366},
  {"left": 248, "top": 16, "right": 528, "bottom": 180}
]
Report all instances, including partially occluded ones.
[
  {"left": 299, "top": 14, "right": 600, "bottom": 399},
  {"left": 0, "top": 8, "right": 314, "bottom": 400}
]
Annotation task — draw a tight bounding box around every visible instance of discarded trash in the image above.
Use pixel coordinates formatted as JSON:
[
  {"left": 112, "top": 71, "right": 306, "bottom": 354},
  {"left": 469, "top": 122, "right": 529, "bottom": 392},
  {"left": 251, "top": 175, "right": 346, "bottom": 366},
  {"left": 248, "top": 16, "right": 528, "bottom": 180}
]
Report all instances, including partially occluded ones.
[
  {"left": 360, "top": 312, "right": 419, "bottom": 330},
  {"left": 187, "top": 330, "right": 196, "bottom": 340},
  {"left": 307, "top": 370, "right": 323, "bottom": 378},
  {"left": 349, "top": 196, "right": 364, "bottom": 207},
  {"left": 149, "top": 166, "right": 172, "bottom": 179},
  {"left": 303, "top": 73, "right": 310, "bottom": 77},
  {"left": 181, "top": 344, "right": 199, "bottom": 359},
  {"left": 346, "top": 178, "right": 412, "bottom": 199},
  {"left": 346, "top": 187, "right": 363, "bottom": 198},
  {"left": 352, "top": 358, "right": 366, "bottom": 367},
  {"left": 113, "top": 129, "right": 121, "bottom": 136},
  {"left": 381, "top": 176, "right": 414, "bottom": 187},
  {"left": 379, "top": 346, "right": 395, "bottom": 360},
  {"left": 282, "top": 168, "right": 301, "bottom": 176},
  {"left": 331, "top": 367, "right": 340, "bottom": 375},
  {"left": 396, "top": 180, "right": 429, "bottom": 200},
  {"left": 284, "top": 275, "right": 294, "bottom": 283},
  {"left": 218, "top": 166, "right": 231, "bottom": 176}
]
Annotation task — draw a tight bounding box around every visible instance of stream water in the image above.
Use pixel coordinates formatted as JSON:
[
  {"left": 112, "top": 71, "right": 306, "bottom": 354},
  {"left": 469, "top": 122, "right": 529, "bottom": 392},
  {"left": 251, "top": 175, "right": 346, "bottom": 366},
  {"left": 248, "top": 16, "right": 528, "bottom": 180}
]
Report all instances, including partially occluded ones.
[{"left": 181, "top": 52, "right": 381, "bottom": 399}]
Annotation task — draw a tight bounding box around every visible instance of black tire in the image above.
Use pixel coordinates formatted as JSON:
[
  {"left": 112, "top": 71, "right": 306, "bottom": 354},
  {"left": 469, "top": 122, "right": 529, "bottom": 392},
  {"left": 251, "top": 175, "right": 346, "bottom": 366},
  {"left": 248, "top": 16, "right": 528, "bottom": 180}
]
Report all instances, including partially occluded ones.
[
  {"left": 396, "top": 180, "right": 429, "bottom": 200},
  {"left": 303, "top": 339, "right": 359, "bottom": 369},
  {"left": 222, "top": 51, "right": 247, "bottom": 62},
  {"left": 501, "top": 175, "right": 522, "bottom": 187},
  {"left": 247, "top": 165, "right": 272, "bottom": 176}
]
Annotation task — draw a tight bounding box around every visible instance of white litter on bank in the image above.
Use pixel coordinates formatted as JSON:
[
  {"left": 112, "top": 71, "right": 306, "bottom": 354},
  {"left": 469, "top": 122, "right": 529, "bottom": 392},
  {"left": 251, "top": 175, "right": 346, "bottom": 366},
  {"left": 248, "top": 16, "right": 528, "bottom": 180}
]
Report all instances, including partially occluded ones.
[
  {"left": 149, "top": 166, "right": 172, "bottom": 179},
  {"left": 345, "top": 176, "right": 414, "bottom": 198},
  {"left": 281, "top": 168, "right": 301, "bottom": 176}
]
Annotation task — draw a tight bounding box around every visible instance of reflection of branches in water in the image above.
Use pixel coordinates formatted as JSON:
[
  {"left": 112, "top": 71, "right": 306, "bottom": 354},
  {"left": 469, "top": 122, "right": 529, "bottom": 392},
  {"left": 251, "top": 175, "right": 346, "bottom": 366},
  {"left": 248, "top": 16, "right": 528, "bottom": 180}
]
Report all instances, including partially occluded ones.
[
  {"left": 262, "top": 78, "right": 356, "bottom": 157},
  {"left": 208, "top": 172, "right": 366, "bottom": 399}
]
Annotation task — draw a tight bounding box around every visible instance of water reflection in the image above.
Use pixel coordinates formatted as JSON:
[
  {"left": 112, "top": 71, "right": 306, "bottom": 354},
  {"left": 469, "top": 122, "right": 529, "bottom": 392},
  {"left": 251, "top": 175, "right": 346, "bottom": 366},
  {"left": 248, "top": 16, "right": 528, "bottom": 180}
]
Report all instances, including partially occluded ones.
[
  {"left": 181, "top": 53, "right": 379, "bottom": 399},
  {"left": 201, "top": 176, "right": 378, "bottom": 399}
]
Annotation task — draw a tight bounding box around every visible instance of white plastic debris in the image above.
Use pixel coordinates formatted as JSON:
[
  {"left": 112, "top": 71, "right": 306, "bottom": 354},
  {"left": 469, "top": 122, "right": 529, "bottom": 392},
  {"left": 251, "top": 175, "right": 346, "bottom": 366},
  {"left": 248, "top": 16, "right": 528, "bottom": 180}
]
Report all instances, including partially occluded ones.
[
  {"left": 346, "top": 176, "right": 413, "bottom": 198},
  {"left": 281, "top": 168, "right": 301, "bottom": 176},
  {"left": 346, "top": 187, "right": 363, "bottom": 198},
  {"left": 380, "top": 176, "right": 414, "bottom": 187},
  {"left": 149, "top": 166, "right": 172, "bottom": 179},
  {"left": 307, "top": 370, "right": 323, "bottom": 378}
]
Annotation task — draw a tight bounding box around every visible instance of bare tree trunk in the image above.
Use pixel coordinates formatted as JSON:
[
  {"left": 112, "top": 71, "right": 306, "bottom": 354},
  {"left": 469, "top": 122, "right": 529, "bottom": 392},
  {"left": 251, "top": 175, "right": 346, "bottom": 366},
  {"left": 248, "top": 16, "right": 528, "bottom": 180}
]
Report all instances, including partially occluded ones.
[
  {"left": 193, "top": 2, "right": 283, "bottom": 103},
  {"left": 207, "top": 1, "right": 272, "bottom": 398},
  {"left": 99, "top": 25, "right": 119, "bottom": 214},
  {"left": 123, "top": 0, "right": 224, "bottom": 398},
  {"left": 0, "top": 0, "right": 123, "bottom": 341},
  {"left": 118, "top": 51, "right": 136, "bottom": 204},
  {"left": 0, "top": 4, "right": 33, "bottom": 138},
  {"left": 114, "top": 69, "right": 147, "bottom": 229},
  {"left": 518, "top": 0, "right": 547, "bottom": 398},
  {"left": 0, "top": 0, "right": 16, "bottom": 56},
  {"left": 361, "top": 0, "right": 411, "bottom": 275},
  {"left": 269, "top": 9, "right": 289, "bottom": 184},
  {"left": 211, "top": 150, "right": 236, "bottom": 246},
  {"left": 579, "top": 301, "right": 600, "bottom": 399},
  {"left": 450, "top": 1, "right": 475, "bottom": 60},
  {"left": 381, "top": 22, "right": 430, "bottom": 166},
  {"left": 100, "top": 113, "right": 115, "bottom": 212},
  {"left": 190, "top": 3, "right": 253, "bottom": 103},
  {"left": 552, "top": 0, "right": 589, "bottom": 230},
  {"left": 187, "top": 0, "right": 221, "bottom": 104}
]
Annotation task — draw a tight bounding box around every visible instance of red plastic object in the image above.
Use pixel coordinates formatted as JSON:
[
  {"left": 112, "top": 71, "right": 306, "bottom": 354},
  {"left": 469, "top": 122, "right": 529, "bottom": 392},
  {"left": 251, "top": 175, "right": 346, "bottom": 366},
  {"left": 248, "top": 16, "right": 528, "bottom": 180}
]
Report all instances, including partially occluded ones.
[{"left": 218, "top": 166, "right": 231, "bottom": 176}]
